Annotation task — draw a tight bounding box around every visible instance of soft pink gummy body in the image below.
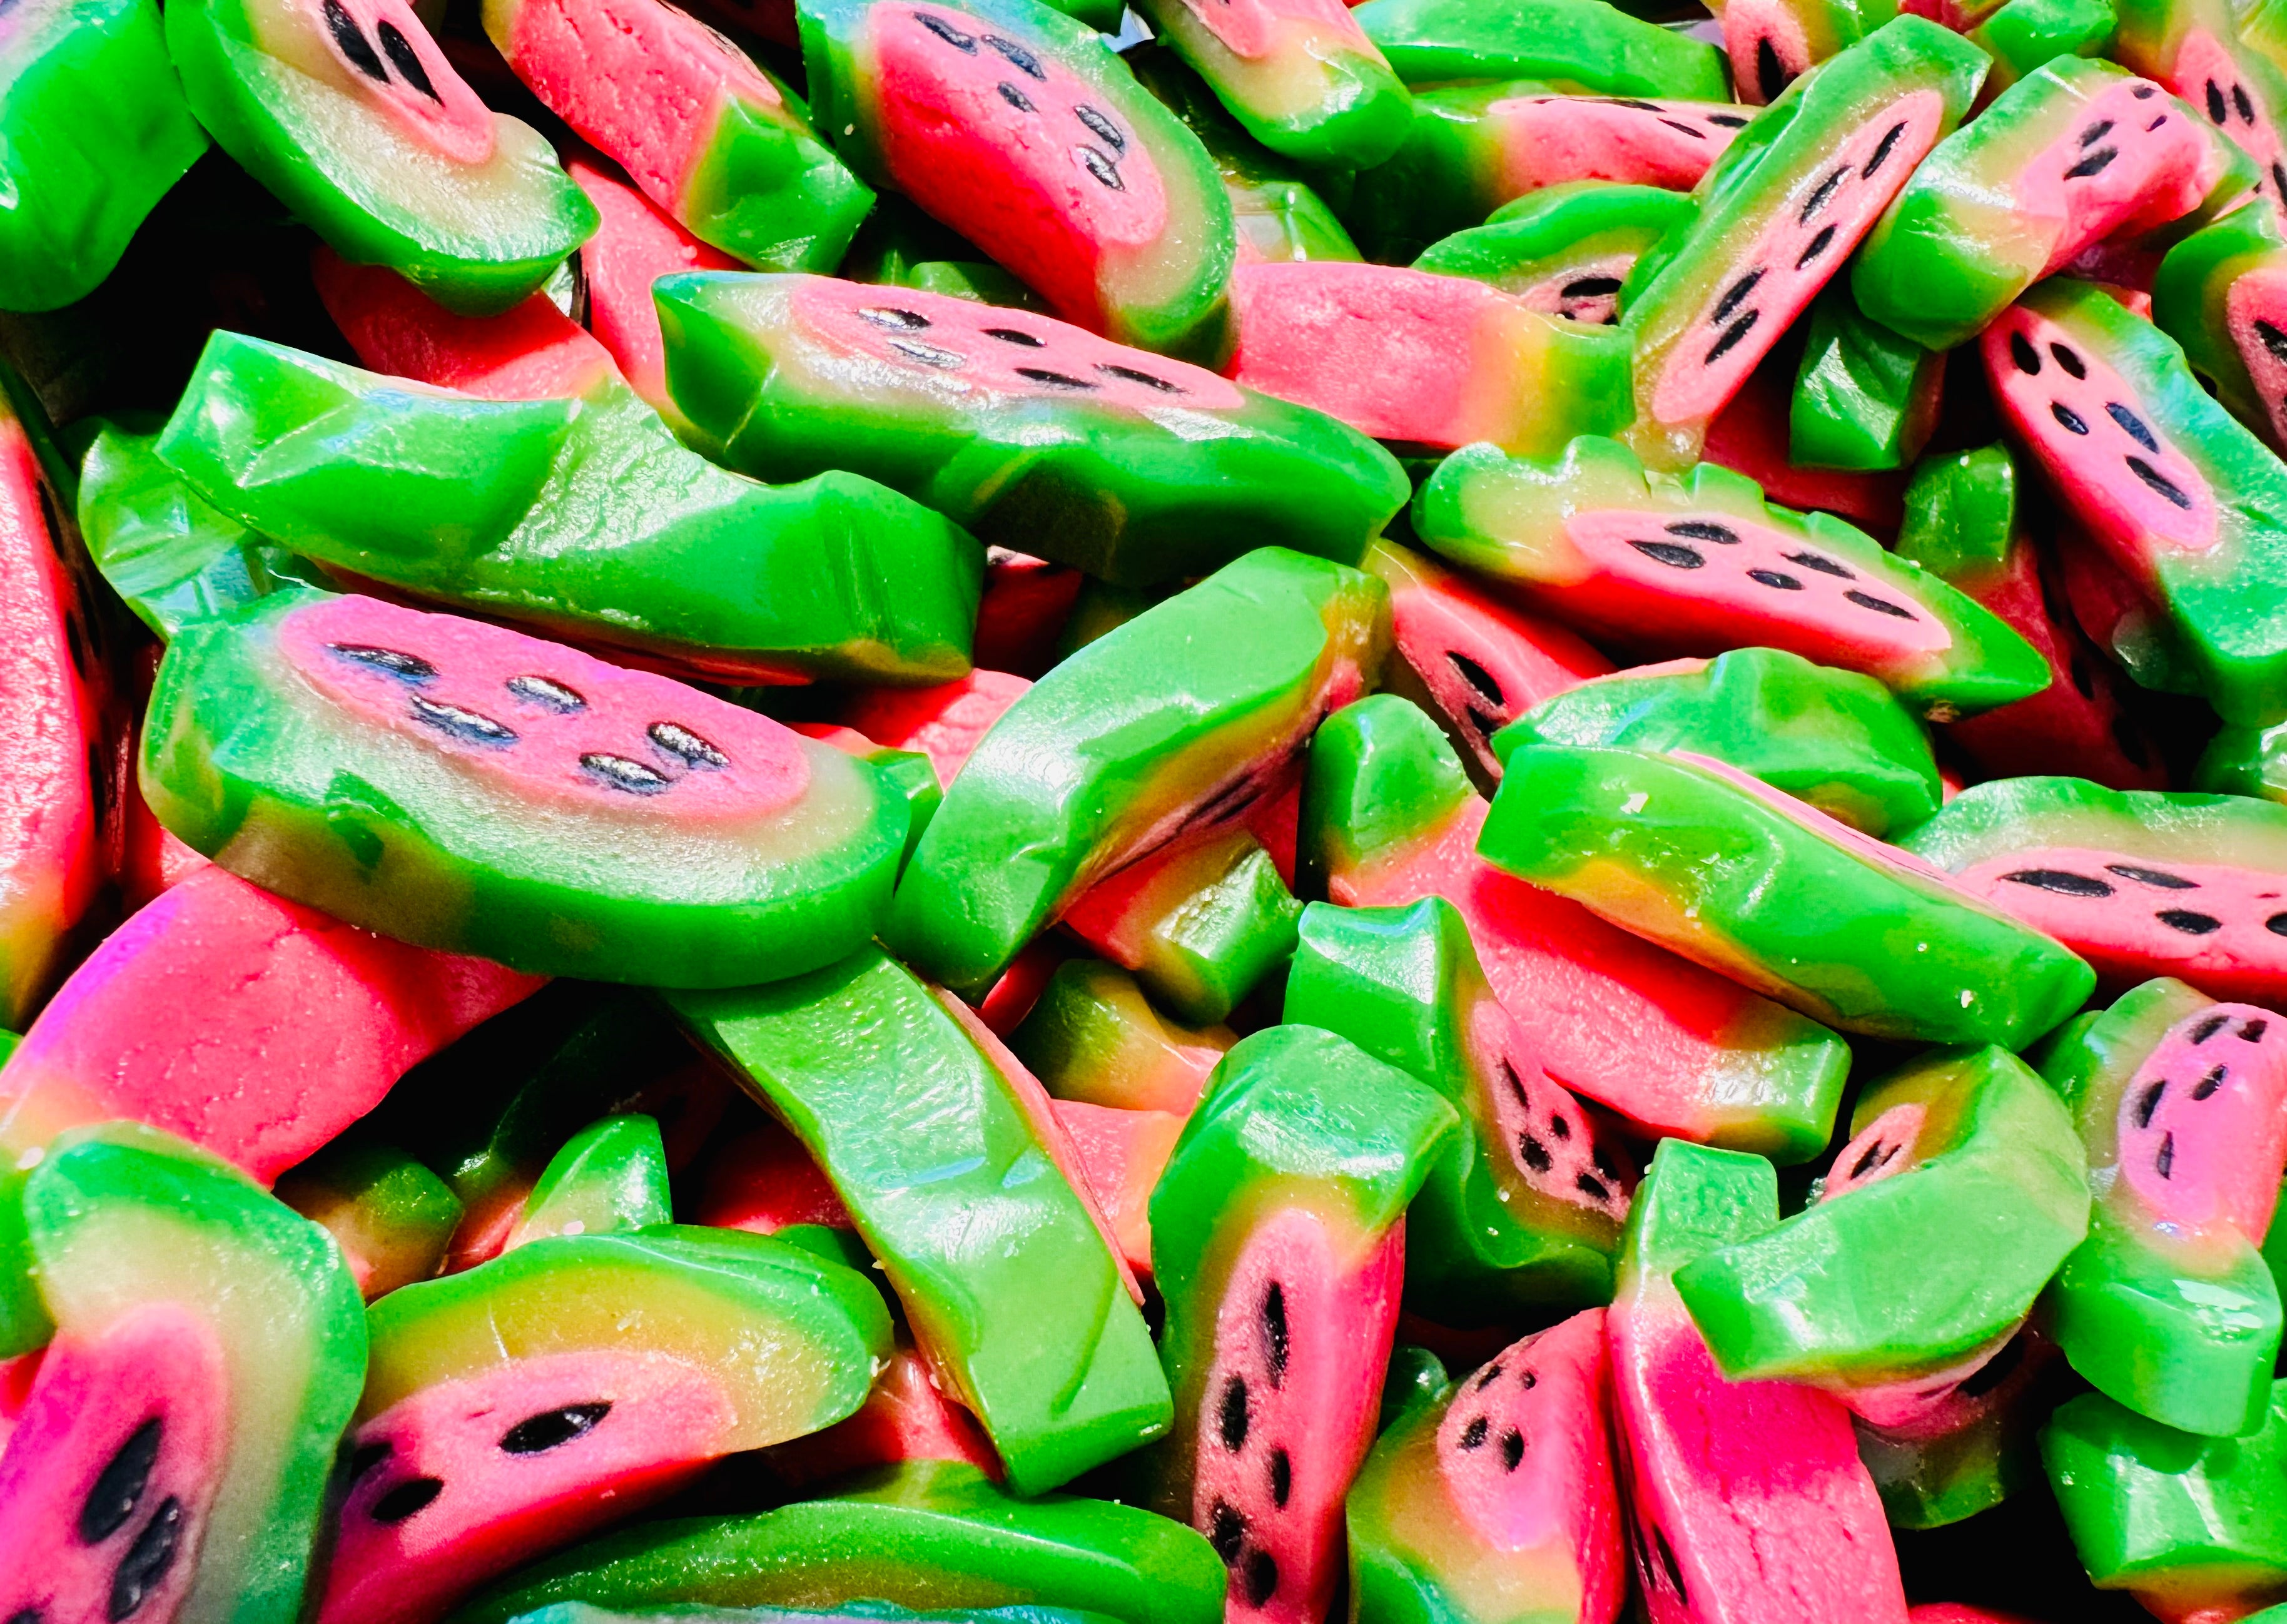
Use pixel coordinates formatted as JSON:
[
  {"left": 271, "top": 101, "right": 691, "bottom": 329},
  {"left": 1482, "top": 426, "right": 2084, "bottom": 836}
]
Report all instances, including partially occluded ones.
[
  {"left": 280, "top": 594, "right": 811, "bottom": 820},
  {"left": 1553, "top": 507, "right": 1954, "bottom": 673},
  {"left": 2116, "top": 998, "right": 2287, "bottom": 1235},
  {"left": 842, "top": 667, "right": 1034, "bottom": 786},
  {"left": 1652, "top": 90, "right": 1945, "bottom": 426},
  {"left": 2172, "top": 31, "right": 2287, "bottom": 220},
  {"left": 1721, "top": 0, "right": 1813, "bottom": 103},
  {"left": 1609, "top": 1285, "right": 1909, "bottom": 1623},
  {"left": 1467, "top": 995, "right": 1636, "bottom": 1220},
  {"left": 1189, "top": 1206, "right": 1404, "bottom": 1624},
  {"left": 1488, "top": 98, "right": 1740, "bottom": 194},
  {"left": 793, "top": 278, "right": 1243, "bottom": 413},
  {"left": 569, "top": 160, "right": 740, "bottom": 411},
  {"left": 1386, "top": 566, "right": 1611, "bottom": 778},
  {"left": 1437, "top": 1309, "right": 1626, "bottom": 1623},
  {"left": 321, "top": 0, "right": 496, "bottom": 162},
  {"left": 871, "top": 4, "right": 1167, "bottom": 332},
  {"left": 1952, "top": 845, "right": 2287, "bottom": 1003},
  {"left": 0, "top": 1304, "right": 228, "bottom": 1624},
  {"left": 1226, "top": 261, "right": 1528, "bottom": 447},
  {"left": 313, "top": 248, "right": 618, "bottom": 400},
  {"left": 503, "top": 0, "right": 783, "bottom": 209},
  {"left": 0, "top": 865, "right": 540, "bottom": 1184},
  {"left": 2225, "top": 263, "right": 2287, "bottom": 450},
  {"left": 1339, "top": 799, "right": 1806, "bottom": 1144},
  {"left": 1514, "top": 251, "right": 1640, "bottom": 326},
  {"left": 1170, "top": 0, "right": 1378, "bottom": 61},
  {"left": 2012, "top": 78, "right": 2227, "bottom": 272},
  {"left": 320, "top": 1349, "right": 735, "bottom": 1624},
  {"left": 1981, "top": 303, "right": 2221, "bottom": 559}
]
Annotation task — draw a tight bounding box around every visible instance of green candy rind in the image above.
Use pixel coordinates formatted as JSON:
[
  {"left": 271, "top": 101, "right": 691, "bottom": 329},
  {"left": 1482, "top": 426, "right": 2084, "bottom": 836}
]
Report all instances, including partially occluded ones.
[
  {"left": 1676, "top": 1045, "right": 2089, "bottom": 1387},
  {"left": 888, "top": 549, "right": 1388, "bottom": 997},
  {"left": 445, "top": 1460, "right": 1226, "bottom": 1624},
  {"left": 1493, "top": 645, "right": 1943, "bottom": 838},
  {"left": 517, "top": 1606, "right": 1123, "bottom": 1624},
  {"left": 156, "top": 333, "right": 985, "bottom": 685},
  {"left": 1621, "top": 1137, "right": 1781, "bottom": 1294},
  {"left": 798, "top": 0, "right": 1230, "bottom": 357},
  {"left": 1481, "top": 743, "right": 2096, "bottom": 1045},
  {"left": 1412, "top": 181, "right": 1698, "bottom": 300},
  {"left": 1285, "top": 898, "right": 1621, "bottom": 1316},
  {"left": 0, "top": 0, "right": 207, "bottom": 312},
  {"left": 26, "top": 1124, "right": 367, "bottom": 1624},
  {"left": 1790, "top": 282, "right": 1942, "bottom": 471},
  {"left": 275, "top": 1141, "right": 464, "bottom": 1299},
  {"left": 1967, "top": 0, "right": 2116, "bottom": 92},
  {"left": 1856, "top": 57, "right": 2251, "bottom": 352},
  {"left": 163, "top": 0, "right": 596, "bottom": 315},
  {"left": 2043, "top": 1381, "right": 2287, "bottom": 1616},
  {"left": 666, "top": 948, "right": 1171, "bottom": 1496},
  {"left": 142, "top": 588, "right": 910, "bottom": 987},
  {"left": 656, "top": 273, "right": 1404, "bottom": 587},
  {"left": 2004, "top": 278, "right": 2287, "bottom": 726},
  {"left": 2038, "top": 977, "right": 2282, "bottom": 1439},
  {"left": 1895, "top": 442, "right": 2020, "bottom": 591},
  {"left": 2154, "top": 201, "right": 2287, "bottom": 450},
  {"left": 1010, "top": 960, "right": 1234, "bottom": 1113},
  {"left": 509, "top": 1115, "right": 672, "bottom": 1246},
  {"left": 1412, "top": 435, "right": 2050, "bottom": 718},
  {"left": 1086, "top": 832, "right": 1302, "bottom": 1028},
  {"left": 1901, "top": 773, "right": 2287, "bottom": 874},
  {"left": 76, "top": 418, "right": 331, "bottom": 640},
  {"left": 1352, "top": 0, "right": 1729, "bottom": 97}
]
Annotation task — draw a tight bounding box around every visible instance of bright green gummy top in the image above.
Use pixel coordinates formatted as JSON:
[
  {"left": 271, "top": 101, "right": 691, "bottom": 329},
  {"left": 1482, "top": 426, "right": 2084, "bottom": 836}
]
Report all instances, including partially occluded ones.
[
  {"left": 1009, "top": 958, "right": 1235, "bottom": 1115},
  {"left": 447, "top": 1460, "right": 1226, "bottom": 1624},
  {"left": 666, "top": 949, "right": 1170, "bottom": 1496},
  {"left": 1968, "top": 0, "right": 2117, "bottom": 92},
  {"left": 1618, "top": 1138, "right": 1780, "bottom": 1297},
  {"left": 1352, "top": 0, "right": 1728, "bottom": 98},
  {"left": 1481, "top": 743, "right": 2096, "bottom": 1045},
  {"left": 2043, "top": 1381, "right": 2287, "bottom": 1613},
  {"left": 517, "top": 1606, "right": 1126, "bottom": 1624},
  {"left": 0, "top": 0, "right": 207, "bottom": 312},
  {"left": 76, "top": 417, "right": 331, "bottom": 640},
  {"left": 1856, "top": 56, "right": 2252, "bottom": 352},
  {"left": 1284, "top": 899, "right": 1621, "bottom": 1316},
  {"left": 2037, "top": 978, "right": 2283, "bottom": 1439},
  {"left": 1077, "top": 830, "right": 1301, "bottom": 1028},
  {"left": 2154, "top": 201, "right": 2287, "bottom": 452},
  {"left": 163, "top": 0, "right": 596, "bottom": 315},
  {"left": 507, "top": 1114, "right": 671, "bottom": 1247},
  {"left": 275, "top": 1140, "right": 464, "bottom": 1300},
  {"left": 889, "top": 548, "right": 1388, "bottom": 997},
  {"left": 1492, "top": 645, "right": 1944, "bottom": 838},
  {"left": 655, "top": 273, "right": 1405, "bottom": 587},
  {"left": 1675, "top": 1044, "right": 2089, "bottom": 1388},
  {"left": 1790, "top": 282, "right": 1942, "bottom": 472},
  {"left": 26, "top": 1123, "right": 367, "bottom": 1624},
  {"left": 156, "top": 332, "right": 985, "bottom": 685},
  {"left": 1297, "top": 693, "right": 1478, "bottom": 897},
  {"left": 1412, "top": 181, "right": 1698, "bottom": 299},
  {"left": 1896, "top": 442, "right": 2021, "bottom": 592}
]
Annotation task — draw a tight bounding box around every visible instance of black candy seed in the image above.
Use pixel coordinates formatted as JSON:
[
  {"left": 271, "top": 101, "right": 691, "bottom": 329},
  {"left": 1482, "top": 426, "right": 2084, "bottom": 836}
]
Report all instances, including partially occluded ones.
[
  {"left": 1757, "top": 37, "right": 1786, "bottom": 101},
  {"left": 2079, "top": 118, "right": 2114, "bottom": 146},
  {"left": 2064, "top": 147, "right": 2119, "bottom": 178},
  {"left": 2158, "top": 909, "right": 2223, "bottom": 934},
  {"left": 2273, "top": 160, "right": 2287, "bottom": 199},
  {"left": 81, "top": 1419, "right": 162, "bottom": 1545},
  {"left": 1269, "top": 1449, "right": 1292, "bottom": 1508},
  {"left": 890, "top": 338, "right": 963, "bottom": 368},
  {"left": 410, "top": 696, "right": 517, "bottom": 746},
  {"left": 1244, "top": 1551, "right": 1279, "bottom": 1609},
  {"left": 2134, "top": 1079, "right": 2166, "bottom": 1128},
  {"left": 1209, "top": 1501, "right": 1245, "bottom": 1563},
  {"left": 1262, "top": 1283, "right": 1288, "bottom": 1386},
  {"left": 1016, "top": 366, "right": 1097, "bottom": 390},
  {"left": 328, "top": 643, "right": 437, "bottom": 682},
  {"left": 983, "top": 33, "right": 1045, "bottom": 77},
  {"left": 1667, "top": 520, "right": 1739, "bottom": 544},
  {"left": 1705, "top": 310, "right": 1759, "bottom": 366},
  {"left": 860, "top": 306, "right": 931, "bottom": 330},
  {"left": 2127, "top": 457, "right": 2195, "bottom": 509},
  {"left": 1561, "top": 275, "right": 1623, "bottom": 299},
  {"left": 377, "top": 23, "right": 437, "bottom": 99},
  {"left": 1476, "top": 1362, "right": 1504, "bottom": 1391},
  {"left": 1459, "top": 1414, "right": 1489, "bottom": 1449},
  {"left": 1748, "top": 568, "right": 1803, "bottom": 590},
  {"left": 916, "top": 11, "right": 976, "bottom": 48},
  {"left": 507, "top": 674, "right": 585, "bottom": 712},
  {"left": 2003, "top": 868, "right": 2113, "bottom": 896},
  {"left": 1713, "top": 270, "right": 1763, "bottom": 325},
  {"left": 1501, "top": 1060, "right": 1533, "bottom": 1108},
  {"left": 1074, "top": 104, "right": 1124, "bottom": 150},
  {"left": 2011, "top": 332, "right": 2041, "bottom": 373},
  {"left": 1783, "top": 550, "right": 1853, "bottom": 577},
  {"left": 2208, "top": 79, "right": 2229, "bottom": 123},
  {"left": 1097, "top": 362, "right": 1180, "bottom": 392},
  {"left": 582, "top": 752, "right": 672, "bottom": 795},
  {"left": 1795, "top": 225, "right": 1837, "bottom": 269},
  {"left": 2257, "top": 319, "right": 2287, "bottom": 362},
  {"left": 1220, "top": 1378, "right": 1249, "bottom": 1451},
  {"left": 650, "top": 721, "right": 728, "bottom": 769},
  {"left": 2193, "top": 1013, "right": 2232, "bottom": 1043},
  {"left": 1656, "top": 1529, "right": 1688, "bottom": 1601},
  {"left": 1845, "top": 589, "right": 1915, "bottom": 618},
  {"left": 1800, "top": 168, "right": 1846, "bottom": 223},
  {"left": 1519, "top": 1133, "right": 1553, "bottom": 1172},
  {"left": 2156, "top": 1132, "right": 2176, "bottom": 1178},
  {"left": 2245, "top": 1019, "right": 2271, "bottom": 1042},
  {"left": 1500, "top": 1428, "right": 1525, "bottom": 1471},
  {"left": 8, "top": 1609, "right": 40, "bottom": 1624},
  {"left": 2107, "top": 402, "right": 2159, "bottom": 451},
  {"left": 1709, "top": 112, "right": 1749, "bottom": 126},
  {"left": 371, "top": 1477, "right": 444, "bottom": 1524},
  {"left": 983, "top": 327, "right": 1043, "bottom": 347},
  {"left": 1630, "top": 539, "right": 1704, "bottom": 569},
  {"left": 500, "top": 1402, "right": 612, "bottom": 1454},
  {"left": 2192, "top": 1063, "right": 2227, "bottom": 1100},
  {"left": 324, "top": 0, "right": 388, "bottom": 81},
  {"left": 2236, "top": 83, "right": 2258, "bottom": 123},
  {"left": 1576, "top": 1172, "right": 1611, "bottom": 1202},
  {"left": 1449, "top": 651, "right": 1504, "bottom": 707},
  {"left": 1863, "top": 119, "right": 1906, "bottom": 176},
  {"left": 108, "top": 1500, "right": 183, "bottom": 1622},
  {"left": 1661, "top": 118, "right": 1706, "bottom": 138},
  {"left": 2052, "top": 402, "right": 2091, "bottom": 435},
  {"left": 346, "top": 1440, "right": 392, "bottom": 1483},
  {"left": 1851, "top": 1138, "right": 1892, "bottom": 1179},
  {"left": 1078, "top": 146, "right": 1123, "bottom": 190},
  {"left": 2106, "top": 862, "right": 2195, "bottom": 888},
  {"left": 998, "top": 82, "right": 1035, "bottom": 112},
  {"left": 1548, "top": 1114, "right": 1571, "bottom": 1140}
]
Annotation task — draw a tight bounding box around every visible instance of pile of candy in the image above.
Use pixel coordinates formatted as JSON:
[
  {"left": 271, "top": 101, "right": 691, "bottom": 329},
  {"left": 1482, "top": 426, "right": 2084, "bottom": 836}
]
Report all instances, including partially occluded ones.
[{"left": 23, "top": 0, "right": 2287, "bottom": 1613}]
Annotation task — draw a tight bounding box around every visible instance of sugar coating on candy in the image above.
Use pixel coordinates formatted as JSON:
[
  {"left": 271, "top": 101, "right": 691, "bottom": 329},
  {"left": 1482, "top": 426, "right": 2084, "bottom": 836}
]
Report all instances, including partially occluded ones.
[{"left": 280, "top": 594, "right": 809, "bottom": 820}]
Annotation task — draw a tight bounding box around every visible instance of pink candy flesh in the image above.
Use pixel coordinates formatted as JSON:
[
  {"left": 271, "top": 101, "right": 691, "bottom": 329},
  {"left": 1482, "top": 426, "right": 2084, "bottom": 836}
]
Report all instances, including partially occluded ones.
[
  {"left": 2224, "top": 263, "right": 2287, "bottom": 450},
  {"left": 2115, "top": 998, "right": 2287, "bottom": 1234},
  {"left": 1489, "top": 98, "right": 1744, "bottom": 194},
  {"left": 2171, "top": 30, "right": 2287, "bottom": 220},
  {"left": 568, "top": 160, "right": 741, "bottom": 411},
  {"left": 2016, "top": 78, "right": 2234, "bottom": 267},
  {"left": 313, "top": 248, "right": 618, "bottom": 400},
  {"left": 317, "top": 0, "right": 496, "bottom": 163},
  {"left": 1466, "top": 994, "right": 1636, "bottom": 1223},
  {"left": 1167, "top": 0, "right": 1379, "bottom": 63}
]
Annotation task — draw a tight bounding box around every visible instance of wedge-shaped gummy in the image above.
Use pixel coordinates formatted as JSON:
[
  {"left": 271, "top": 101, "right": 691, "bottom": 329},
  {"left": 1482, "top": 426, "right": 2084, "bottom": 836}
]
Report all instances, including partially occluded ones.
[
  {"left": 1481, "top": 743, "right": 2096, "bottom": 1045},
  {"left": 1414, "top": 435, "right": 2049, "bottom": 719},
  {"left": 163, "top": 0, "right": 596, "bottom": 314},
  {"left": 446, "top": 1460, "right": 1226, "bottom": 1624},
  {"left": 667, "top": 948, "right": 1170, "bottom": 1495},
  {"left": 158, "top": 332, "right": 982, "bottom": 686},
  {"left": 1493, "top": 644, "right": 1942, "bottom": 837},
  {"left": 1010, "top": 959, "right": 1234, "bottom": 1115},
  {"left": 1412, "top": 182, "right": 1699, "bottom": 326},
  {"left": 888, "top": 549, "right": 1386, "bottom": 997},
  {"left": 1675, "top": 1045, "right": 2089, "bottom": 1404},
  {"left": 503, "top": 1114, "right": 672, "bottom": 1250},
  {"left": 1285, "top": 898, "right": 1629, "bottom": 1317},
  {"left": 659, "top": 276, "right": 1403, "bottom": 587},
  {"left": 1352, "top": 0, "right": 1728, "bottom": 98},
  {"left": 142, "top": 591, "right": 908, "bottom": 987},
  {"left": 2039, "top": 977, "right": 2287, "bottom": 1436},
  {"left": 1789, "top": 282, "right": 1944, "bottom": 472},
  {"left": 2154, "top": 201, "right": 2287, "bottom": 454}
]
